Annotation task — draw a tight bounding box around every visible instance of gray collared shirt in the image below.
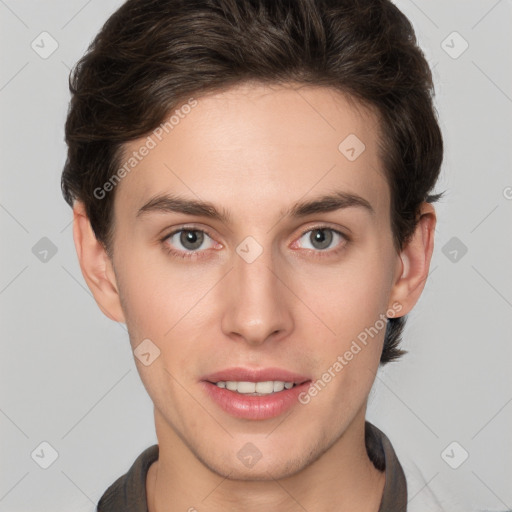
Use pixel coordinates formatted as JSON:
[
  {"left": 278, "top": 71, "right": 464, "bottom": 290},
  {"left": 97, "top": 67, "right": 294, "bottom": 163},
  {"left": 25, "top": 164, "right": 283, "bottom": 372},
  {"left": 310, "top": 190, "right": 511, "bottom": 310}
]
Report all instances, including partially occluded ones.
[{"left": 97, "top": 420, "right": 407, "bottom": 511}]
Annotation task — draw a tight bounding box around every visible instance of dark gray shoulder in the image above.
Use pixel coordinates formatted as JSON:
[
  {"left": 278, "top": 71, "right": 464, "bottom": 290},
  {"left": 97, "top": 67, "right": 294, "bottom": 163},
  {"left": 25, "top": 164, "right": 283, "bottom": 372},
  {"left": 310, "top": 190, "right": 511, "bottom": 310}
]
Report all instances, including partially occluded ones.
[
  {"left": 97, "top": 445, "right": 159, "bottom": 512},
  {"left": 366, "top": 421, "right": 408, "bottom": 512}
]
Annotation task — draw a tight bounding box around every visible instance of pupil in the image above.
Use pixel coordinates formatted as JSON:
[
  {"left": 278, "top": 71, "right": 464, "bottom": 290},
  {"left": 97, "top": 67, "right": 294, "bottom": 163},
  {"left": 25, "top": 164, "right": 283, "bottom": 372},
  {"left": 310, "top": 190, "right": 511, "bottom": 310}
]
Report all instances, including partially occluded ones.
[
  {"left": 312, "top": 229, "right": 332, "bottom": 250},
  {"left": 181, "top": 230, "right": 203, "bottom": 250}
]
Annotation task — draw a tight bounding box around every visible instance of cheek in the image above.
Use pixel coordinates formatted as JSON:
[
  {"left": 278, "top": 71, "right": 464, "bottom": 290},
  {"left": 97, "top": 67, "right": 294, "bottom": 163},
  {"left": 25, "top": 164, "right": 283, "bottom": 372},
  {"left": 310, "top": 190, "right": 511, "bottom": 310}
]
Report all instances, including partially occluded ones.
[
  {"left": 115, "top": 255, "right": 222, "bottom": 391},
  {"left": 302, "top": 256, "right": 392, "bottom": 341},
  {"left": 115, "top": 249, "right": 203, "bottom": 336},
  {"left": 292, "top": 252, "right": 392, "bottom": 401}
]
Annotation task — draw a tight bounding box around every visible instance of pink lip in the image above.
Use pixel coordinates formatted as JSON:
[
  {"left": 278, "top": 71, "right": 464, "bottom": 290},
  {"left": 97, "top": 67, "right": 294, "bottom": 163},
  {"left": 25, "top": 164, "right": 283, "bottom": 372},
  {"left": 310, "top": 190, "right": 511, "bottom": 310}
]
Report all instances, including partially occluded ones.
[{"left": 201, "top": 367, "right": 311, "bottom": 421}]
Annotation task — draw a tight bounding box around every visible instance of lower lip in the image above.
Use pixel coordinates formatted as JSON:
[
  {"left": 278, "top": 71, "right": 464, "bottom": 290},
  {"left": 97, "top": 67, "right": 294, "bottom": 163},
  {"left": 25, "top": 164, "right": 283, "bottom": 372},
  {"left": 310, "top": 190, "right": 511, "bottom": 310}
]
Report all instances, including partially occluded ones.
[{"left": 202, "top": 381, "right": 311, "bottom": 420}]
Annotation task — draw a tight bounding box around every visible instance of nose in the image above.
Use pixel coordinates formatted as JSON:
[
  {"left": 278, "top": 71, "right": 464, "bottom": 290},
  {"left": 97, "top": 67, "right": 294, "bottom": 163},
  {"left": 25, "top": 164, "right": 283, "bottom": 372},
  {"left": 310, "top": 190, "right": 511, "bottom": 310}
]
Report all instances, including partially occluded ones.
[{"left": 221, "top": 240, "right": 294, "bottom": 347}]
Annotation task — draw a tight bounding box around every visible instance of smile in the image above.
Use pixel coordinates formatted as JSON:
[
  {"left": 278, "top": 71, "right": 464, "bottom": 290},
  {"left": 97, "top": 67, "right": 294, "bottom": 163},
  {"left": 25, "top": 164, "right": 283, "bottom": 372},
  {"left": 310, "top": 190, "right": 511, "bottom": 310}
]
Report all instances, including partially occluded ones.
[{"left": 201, "top": 368, "right": 311, "bottom": 420}]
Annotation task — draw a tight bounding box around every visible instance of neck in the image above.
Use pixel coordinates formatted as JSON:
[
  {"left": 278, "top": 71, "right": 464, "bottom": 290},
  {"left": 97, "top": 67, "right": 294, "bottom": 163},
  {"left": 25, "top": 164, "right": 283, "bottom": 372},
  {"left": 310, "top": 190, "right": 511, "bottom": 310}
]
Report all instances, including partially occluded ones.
[{"left": 147, "top": 408, "right": 385, "bottom": 512}]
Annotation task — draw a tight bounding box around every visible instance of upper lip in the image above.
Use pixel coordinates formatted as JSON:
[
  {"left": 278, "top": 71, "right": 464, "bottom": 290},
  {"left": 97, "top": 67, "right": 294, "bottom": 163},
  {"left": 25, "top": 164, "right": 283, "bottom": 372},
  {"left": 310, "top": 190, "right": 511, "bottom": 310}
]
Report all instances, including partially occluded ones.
[{"left": 202, "top": 367, "right": 310, "bottom": 384}]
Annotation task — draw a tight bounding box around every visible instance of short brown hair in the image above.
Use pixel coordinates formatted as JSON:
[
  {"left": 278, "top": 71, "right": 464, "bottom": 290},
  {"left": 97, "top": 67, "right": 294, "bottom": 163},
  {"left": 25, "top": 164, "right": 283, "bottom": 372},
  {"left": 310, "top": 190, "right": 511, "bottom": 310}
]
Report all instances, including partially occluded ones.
[{"left": 61, "top": 0, "right": 444, "bottom": 364}]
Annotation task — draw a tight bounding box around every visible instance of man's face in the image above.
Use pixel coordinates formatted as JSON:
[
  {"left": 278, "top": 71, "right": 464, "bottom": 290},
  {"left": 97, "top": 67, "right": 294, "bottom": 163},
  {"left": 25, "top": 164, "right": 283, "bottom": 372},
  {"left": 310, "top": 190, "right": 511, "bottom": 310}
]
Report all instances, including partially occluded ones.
[{"left": 110, "top": 82, "right": 401, "bottom": 479}]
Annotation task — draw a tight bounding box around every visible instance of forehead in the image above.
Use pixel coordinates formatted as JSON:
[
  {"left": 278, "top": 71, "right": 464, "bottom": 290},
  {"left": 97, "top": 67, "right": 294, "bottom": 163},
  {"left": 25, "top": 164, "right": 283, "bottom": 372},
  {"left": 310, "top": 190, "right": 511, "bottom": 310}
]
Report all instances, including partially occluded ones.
[{"left": 114, "top": 82, "right": 389, "bottom": 224}]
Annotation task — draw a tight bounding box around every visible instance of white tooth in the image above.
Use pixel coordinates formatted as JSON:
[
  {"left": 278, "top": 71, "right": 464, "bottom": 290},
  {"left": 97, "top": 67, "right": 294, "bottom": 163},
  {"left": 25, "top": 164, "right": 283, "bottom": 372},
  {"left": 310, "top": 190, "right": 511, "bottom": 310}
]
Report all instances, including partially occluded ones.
[
  {"left": 226, "top": 381, "right": 238, "bottom": 391},
  {"left": 255, "top": 381, "right": 274, "bottom": 394},
  {"left": 222, "top": 380, "right": 294, "bottom": 394},
  {"left": 273, "top": 381, "right": 285, "bottom": 392},
  {"left": 237, "top": 381, "right": 256, "bottom": 394}
]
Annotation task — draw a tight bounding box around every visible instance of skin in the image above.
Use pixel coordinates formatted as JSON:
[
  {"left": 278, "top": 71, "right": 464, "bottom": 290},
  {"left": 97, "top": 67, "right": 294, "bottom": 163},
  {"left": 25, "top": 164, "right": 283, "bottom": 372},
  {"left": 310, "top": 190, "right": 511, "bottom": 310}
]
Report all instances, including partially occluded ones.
[{"left": 73, "top": 82, "right": 436, "bottom": 511}]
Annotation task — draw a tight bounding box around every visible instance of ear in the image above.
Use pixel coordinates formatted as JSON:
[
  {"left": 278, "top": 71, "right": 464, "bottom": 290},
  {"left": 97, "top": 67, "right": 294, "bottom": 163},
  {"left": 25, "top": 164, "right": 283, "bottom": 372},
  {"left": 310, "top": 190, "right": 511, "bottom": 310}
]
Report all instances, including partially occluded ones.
[
  {"left": 72, "top": 201, "right": 126, "bottom": 324},
  {"left": 388, "top": 202, "right": 437, "bottom": 316}
]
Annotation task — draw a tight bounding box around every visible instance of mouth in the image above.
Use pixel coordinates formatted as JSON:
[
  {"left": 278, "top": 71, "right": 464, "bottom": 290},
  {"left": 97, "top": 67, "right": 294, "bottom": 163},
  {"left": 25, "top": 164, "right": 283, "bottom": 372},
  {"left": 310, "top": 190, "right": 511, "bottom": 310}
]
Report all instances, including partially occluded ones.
[{"left": 201, "top": 368, "right": 311, "bottom": 420}]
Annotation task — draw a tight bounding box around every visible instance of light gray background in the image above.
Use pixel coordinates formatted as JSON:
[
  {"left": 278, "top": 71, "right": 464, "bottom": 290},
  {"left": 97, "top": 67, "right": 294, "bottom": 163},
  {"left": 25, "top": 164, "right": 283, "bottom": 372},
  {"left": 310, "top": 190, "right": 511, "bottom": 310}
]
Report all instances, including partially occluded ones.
[{"left": 1, "top": 1, "right": 511, "bottom": 511}]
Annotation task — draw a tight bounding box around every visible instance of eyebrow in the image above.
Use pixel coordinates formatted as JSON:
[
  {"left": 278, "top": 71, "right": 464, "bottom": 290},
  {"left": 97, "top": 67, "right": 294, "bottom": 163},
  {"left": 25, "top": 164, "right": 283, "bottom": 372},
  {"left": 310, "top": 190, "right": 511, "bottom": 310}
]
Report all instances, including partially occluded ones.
[{"left": 136, "top": 190, "right": 375, "bottom": 223}]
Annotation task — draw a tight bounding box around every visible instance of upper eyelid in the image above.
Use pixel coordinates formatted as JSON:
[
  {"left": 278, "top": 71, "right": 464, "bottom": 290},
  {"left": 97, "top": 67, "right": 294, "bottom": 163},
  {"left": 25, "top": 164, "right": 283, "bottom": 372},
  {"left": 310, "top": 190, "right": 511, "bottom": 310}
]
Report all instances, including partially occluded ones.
[
  {"left": 164, "top": 226, "right": 216, "bottom": 242},
  {"left": 298, "top": 225, "right": 347, "bottom": 238}
]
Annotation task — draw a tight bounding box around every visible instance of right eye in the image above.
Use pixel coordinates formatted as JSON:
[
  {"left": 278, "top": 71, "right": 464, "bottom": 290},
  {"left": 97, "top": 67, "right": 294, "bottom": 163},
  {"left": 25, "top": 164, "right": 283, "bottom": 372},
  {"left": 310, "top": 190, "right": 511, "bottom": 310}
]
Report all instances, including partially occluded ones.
[{"left": 162, "top": 228, "right": 218, "bottom": 259}]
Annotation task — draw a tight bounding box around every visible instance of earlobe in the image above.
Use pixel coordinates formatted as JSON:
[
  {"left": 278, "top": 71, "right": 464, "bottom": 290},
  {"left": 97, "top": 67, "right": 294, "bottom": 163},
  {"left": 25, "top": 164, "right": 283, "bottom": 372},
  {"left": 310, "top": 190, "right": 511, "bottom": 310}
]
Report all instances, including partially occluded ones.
[
  {"left": 388, "top": 202, "right": 437, "bottom": 317},
  {"left": 72, "top": 201, "right": 126, "bottom": 324}
]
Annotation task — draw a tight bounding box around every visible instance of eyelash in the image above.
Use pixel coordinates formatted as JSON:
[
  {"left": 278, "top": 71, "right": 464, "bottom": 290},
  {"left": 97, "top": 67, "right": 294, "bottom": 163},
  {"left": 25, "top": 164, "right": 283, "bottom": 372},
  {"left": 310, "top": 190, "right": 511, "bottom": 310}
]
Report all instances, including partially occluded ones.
[{"left": 160, "top": 225, "right": 350, "bottom": 261}]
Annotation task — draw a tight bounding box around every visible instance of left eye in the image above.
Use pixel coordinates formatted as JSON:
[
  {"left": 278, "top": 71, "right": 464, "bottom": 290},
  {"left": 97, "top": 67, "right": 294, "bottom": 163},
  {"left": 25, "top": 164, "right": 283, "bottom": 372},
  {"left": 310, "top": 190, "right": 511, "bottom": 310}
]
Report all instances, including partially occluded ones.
[
  {"left": 165, "top": 229, "right": 215, "bottom": 252},
  {"left": 296, "top": 228, "right": 346, "bottom": 251}
]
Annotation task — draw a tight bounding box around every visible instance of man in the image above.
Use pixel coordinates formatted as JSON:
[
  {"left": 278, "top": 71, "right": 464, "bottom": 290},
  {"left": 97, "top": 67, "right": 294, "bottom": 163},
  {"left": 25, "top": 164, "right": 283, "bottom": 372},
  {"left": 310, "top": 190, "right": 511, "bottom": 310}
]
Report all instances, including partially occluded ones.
[{"left": 61, "top": 0, "right": 443, "bottom": 510}]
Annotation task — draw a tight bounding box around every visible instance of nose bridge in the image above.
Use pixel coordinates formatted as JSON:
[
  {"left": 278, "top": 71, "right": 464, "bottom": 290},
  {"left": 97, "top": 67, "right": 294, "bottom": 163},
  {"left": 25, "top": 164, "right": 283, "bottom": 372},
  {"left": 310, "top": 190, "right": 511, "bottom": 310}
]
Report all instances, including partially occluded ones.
[
  {"left": 222, "top": 235, "right": 293, "bottom": 344},
  {"left": 236, "top": 241, "right": 278, "bottom": 300}
]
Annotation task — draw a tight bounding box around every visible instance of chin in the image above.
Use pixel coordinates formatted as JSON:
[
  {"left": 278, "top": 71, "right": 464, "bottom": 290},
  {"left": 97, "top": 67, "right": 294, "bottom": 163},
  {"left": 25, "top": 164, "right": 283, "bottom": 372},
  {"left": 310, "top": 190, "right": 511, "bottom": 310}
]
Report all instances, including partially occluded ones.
[
  {"left": 196, "top": 440, "right": 326, "bottom": 482},
  {"left": 206, "top": 459, "right": 306, "bottom": 482}
]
